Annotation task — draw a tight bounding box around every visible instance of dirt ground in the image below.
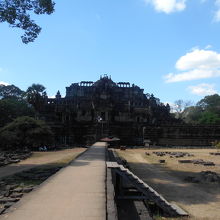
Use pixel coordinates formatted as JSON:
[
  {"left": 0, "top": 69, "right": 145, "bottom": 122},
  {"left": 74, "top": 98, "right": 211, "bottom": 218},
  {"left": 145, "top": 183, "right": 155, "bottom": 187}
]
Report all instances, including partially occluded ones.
[
  {"left": 116, "top": 148, "right": 220, "bottom": 220},
  {"left": 0, "top": 148, "right": 86, "bottom": 179}
]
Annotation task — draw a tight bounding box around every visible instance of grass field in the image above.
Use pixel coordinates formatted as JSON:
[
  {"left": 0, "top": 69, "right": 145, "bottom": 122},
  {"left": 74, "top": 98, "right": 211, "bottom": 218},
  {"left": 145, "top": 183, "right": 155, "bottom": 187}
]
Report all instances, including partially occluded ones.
[{"left": 116, "top": 148, "right": 220, "bottom": 220}]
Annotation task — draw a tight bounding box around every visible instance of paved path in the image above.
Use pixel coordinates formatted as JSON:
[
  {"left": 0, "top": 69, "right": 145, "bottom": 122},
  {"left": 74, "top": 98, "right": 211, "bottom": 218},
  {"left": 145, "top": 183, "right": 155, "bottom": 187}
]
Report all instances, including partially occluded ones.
[{"left": 1, "top": 142, "right": 107, "bottom": 220}]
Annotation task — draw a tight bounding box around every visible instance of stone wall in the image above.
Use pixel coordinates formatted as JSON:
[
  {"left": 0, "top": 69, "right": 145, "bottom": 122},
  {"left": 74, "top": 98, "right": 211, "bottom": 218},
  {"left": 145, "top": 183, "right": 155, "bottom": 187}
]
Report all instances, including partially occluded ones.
[{"left": 144, "top": 125, "right": 220, "bottom": 146}]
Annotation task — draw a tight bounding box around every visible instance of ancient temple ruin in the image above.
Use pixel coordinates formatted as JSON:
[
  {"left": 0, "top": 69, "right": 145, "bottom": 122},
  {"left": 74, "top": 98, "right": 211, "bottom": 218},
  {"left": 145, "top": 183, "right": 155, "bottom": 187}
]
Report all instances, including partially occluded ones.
[
  {"left": 38, "top": 75, "right": 220, "bottom": 146},
  {"left": 39, "top": 75, "right": 174, "bottom": 145}
]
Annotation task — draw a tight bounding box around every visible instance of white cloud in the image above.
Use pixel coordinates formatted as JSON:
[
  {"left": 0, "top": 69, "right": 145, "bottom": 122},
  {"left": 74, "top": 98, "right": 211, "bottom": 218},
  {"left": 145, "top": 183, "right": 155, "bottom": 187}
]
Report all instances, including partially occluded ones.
[
  {"left": 144, "top": 0, "right": 220, "bottom": 22},
  {"left": 0, "top": 81, "right": 10, "bottom": 86},
  {"left": 188, "top": 83, "right": 218, "bottom": 96},
  {"left": 214, "top": 9, "right": 220, "bottom": 22},
  {"left": 205, "top": 45, "right": 212, "bottom": 49},
  {"left": 145, "top": 0, "right": 186, "bottom": 14},
  {"left": 164, "top": 48, "right": 220, "bottom": 83},
  {"left": 213, "top": 0, "right": 220, "bottom": 22}
]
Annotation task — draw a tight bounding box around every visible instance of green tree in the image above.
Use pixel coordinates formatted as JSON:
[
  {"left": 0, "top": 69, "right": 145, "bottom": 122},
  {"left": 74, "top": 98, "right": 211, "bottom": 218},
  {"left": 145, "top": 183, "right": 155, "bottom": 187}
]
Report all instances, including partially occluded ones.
[
  {"left": 197, "top": 94, "right": 220, "bottom": 115},
  {"left": 0, "top": 84, "right": 25, "bottom": 99},
  {"left": 0, "top": 0, "right": 55, "bottom": 43},
  {"left": 198, "top": 112, "right": 220, "bottom": 124},
  {"left": 0, "top": 97, "right": 35, "bottom": 127},
  {"left": 182, "top": 94, "right": 220, "bottom": 124},
  {"left": 26, "top": 83, "right": 47, "bottom": 110},
  {"left": 182, "top": 106, "right": 203, "bottom": 124},
  {"left": 0, "top": 116, "right": 53, "bottom": 150}
]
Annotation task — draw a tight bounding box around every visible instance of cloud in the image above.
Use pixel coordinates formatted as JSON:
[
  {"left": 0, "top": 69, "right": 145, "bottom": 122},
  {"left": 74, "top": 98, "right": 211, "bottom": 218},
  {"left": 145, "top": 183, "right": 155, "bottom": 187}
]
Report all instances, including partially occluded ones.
[
  {"left": 211, "top": 0, "right": 220, "bottom": 22},
  {"left": 205, "top": 45, "right": 212, "bottom": 49},
  {"left": 164, "top": 48, "right": 220, "bottom": 83},
  {"left": 188, "top": 83, "right": 218, "bottom": 96},
  {"left": 214, "top": 9, "right": 220, "bottom": 22},
  {"left": 145, "top": 0, "right": 186, "bottom": 14},
  {"left": 144, "top": 0, "right": 220, "bottom": 22},
  {"left": 0, "top": 81, "right": 10, "bottom": 86}
]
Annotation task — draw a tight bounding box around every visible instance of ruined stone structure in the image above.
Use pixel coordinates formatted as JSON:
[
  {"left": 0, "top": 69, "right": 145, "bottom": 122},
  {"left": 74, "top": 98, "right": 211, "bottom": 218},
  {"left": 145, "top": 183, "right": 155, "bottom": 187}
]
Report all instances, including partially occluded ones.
[
  {"left": 39, "top": 75, "right": 174, "bottom": 145},
  {"left": 144, "top": 125, "right": 220, "bottom": 146},
  {"left": 38, "top": 75, "right": 220, "bottom": 146}
]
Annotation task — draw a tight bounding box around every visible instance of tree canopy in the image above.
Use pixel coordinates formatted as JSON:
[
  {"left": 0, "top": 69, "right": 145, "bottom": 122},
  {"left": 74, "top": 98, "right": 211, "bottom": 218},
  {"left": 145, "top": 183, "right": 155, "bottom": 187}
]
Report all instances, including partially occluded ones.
[
  {"left": 0, "top": 0, "right": 55, "bottom": 43},
  {"left": 0, "top": 84, "right": 35, "bottom": 127},
  {"left": 182, "top": 94, "right": 220, "bottom": 124},
  {"left": 0, "top": 84, "right": 25, "bottom": 99},
  {"left": 26, "top": 83, "right": 47, "bottom": 110},
  {"left": 0, "top": 97, "right": 35, "bottom": 127},
  {"left": 0, "top": 116, "right": 53, "bottom": 150}
]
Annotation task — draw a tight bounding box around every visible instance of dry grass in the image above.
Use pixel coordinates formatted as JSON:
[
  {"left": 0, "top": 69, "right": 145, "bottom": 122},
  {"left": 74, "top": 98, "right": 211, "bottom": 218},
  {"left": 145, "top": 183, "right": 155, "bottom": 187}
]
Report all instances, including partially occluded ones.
[
  {"left": 0, "top": 148, "right": 86, "bottom": 179},
  {"left": 116, "top": 148, "right": 220, "bottom": 220}
]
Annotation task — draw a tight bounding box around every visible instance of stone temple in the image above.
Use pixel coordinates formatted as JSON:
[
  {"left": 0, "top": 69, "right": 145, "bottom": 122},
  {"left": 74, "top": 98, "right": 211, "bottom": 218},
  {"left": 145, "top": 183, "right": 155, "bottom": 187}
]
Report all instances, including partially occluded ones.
[{"left": 39, "top": 75, "right": 175, "bottom": 145}]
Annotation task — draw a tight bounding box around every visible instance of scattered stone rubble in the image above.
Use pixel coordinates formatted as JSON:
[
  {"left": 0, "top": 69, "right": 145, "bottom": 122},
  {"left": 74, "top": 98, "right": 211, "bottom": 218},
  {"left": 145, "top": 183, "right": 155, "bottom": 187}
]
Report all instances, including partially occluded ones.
[
  {"left": 153, "top": 151, "right": 194, "bottom": 158},
  {"left": 0, "top": 165, "right": 62, "bottom": 215},
  {"left": 178, "top": 159, "right": 215, "bottom": 166},
  {"left": 210, "top": 152, "right": 220, "bottom": 156},
  {"left": 185, "top": 171, "right": 220, "bottom": 183},
  {"left": 120, "top": 146, "right": 126, "bottom": 151},
  {"left": 0, "top": 182, "right": 34, "bottom": 214},
  {"left": 0, "top": 152, "right": 31, "bottom": 167}
]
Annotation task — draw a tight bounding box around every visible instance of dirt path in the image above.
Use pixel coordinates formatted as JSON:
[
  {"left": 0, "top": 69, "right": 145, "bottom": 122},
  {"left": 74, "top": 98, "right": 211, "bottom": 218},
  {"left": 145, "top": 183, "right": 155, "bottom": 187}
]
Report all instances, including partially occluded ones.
[
  {"left": 117, "top": 149, "right": 220, "bottom": 220},
  {"left": 0, "top": 148, "right": 85, "bottom": 179}
]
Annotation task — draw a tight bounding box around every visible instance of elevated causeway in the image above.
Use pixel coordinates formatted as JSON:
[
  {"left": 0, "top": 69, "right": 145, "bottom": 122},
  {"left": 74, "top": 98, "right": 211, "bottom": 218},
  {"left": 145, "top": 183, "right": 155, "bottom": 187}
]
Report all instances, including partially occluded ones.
[{"left": 0, "top": 142, "right": 107, "bottom": 220}]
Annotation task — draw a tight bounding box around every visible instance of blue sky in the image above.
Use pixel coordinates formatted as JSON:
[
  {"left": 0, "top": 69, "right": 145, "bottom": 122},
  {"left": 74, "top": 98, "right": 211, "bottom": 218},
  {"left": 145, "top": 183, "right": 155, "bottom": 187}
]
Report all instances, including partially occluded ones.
[{"left": 1, "top": 0, "right": 220, "bottom": 105}]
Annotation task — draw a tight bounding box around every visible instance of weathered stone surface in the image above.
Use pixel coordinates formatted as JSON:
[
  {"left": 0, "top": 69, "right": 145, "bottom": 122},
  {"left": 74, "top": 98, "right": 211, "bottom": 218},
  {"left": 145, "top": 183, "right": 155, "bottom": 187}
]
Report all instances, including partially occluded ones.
[
  {"left": 178, "top": 160, "right": 193, "bottom": 163},
  {"left": 192, "top": 159, "right": 215, "bottom": 166},
  {"left": 210, "top": 152, "right": 220, "bottom": 155},
  {"left": 185, "top": 171, "right": 220, "bottom": 183},
  {"left": 0, "top": 198, "right": 19, "bottom": 204},
  {"left": 153, "top": 151, "right": 194, "bottom": 158},
  {"left": 12, "top": 187, "right": 23, "bottom": 193},
  {"left": 4, "top": 202, "right": 14, "bottom": 209},
  {"left": 22, "top": 187, "right": 33, "bottom": 193},
  {"left": 10, "top": 193, "right": 23, "bottom": 198},
  {"left": 0, "top": 152, "right": 31, "bottom": 168},
  {"left": 0, "top": 207, "right": 5, "bottom": 214},
  {"left": 178, "top": 159, "right": 215, "bottom": 166},
  {"left": 203, "top": 162, "right": 215, "bottom": 166}
]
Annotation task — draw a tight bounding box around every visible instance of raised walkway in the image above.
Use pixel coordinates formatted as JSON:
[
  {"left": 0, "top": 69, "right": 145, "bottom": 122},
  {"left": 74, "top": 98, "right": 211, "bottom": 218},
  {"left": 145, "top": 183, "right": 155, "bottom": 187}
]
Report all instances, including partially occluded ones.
[{"left": 1, "top": 142, "right": 107, "bottom": 220}]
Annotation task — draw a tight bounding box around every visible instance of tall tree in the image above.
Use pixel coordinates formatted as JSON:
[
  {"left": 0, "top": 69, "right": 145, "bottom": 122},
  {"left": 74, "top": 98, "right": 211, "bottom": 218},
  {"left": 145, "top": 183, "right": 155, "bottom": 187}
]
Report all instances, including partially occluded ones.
[
  {"left": 182, "top": 94, "right": 220, "bottom": 124},
  {"left": 26, "top": 83, "right": 47, "bottom": 110},
  {"left": 173, "top": 99, "right": 193, "bottom": 119},
  {"left": 0, "top": 0, "right": 55, "bottom": 43},
  {"left": 197, "top": 94, "right": 220, "bottom": 114},
  {"left": 0, "top": 84, "right": 25, "bottom": 99}
]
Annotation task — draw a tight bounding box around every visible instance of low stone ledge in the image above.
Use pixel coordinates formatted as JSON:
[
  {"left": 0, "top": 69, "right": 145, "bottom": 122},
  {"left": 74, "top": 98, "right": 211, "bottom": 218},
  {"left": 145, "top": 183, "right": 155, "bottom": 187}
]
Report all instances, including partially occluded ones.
[{"left": 106, "top": 166, "right": 118, "bottom": 220}]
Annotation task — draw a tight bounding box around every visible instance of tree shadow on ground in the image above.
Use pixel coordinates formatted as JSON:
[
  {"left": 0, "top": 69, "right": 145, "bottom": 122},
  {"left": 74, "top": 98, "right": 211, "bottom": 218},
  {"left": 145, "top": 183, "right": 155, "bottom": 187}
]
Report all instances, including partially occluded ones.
[{"left": 127, "top": 161, "right": 220, "bottom": 206}]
